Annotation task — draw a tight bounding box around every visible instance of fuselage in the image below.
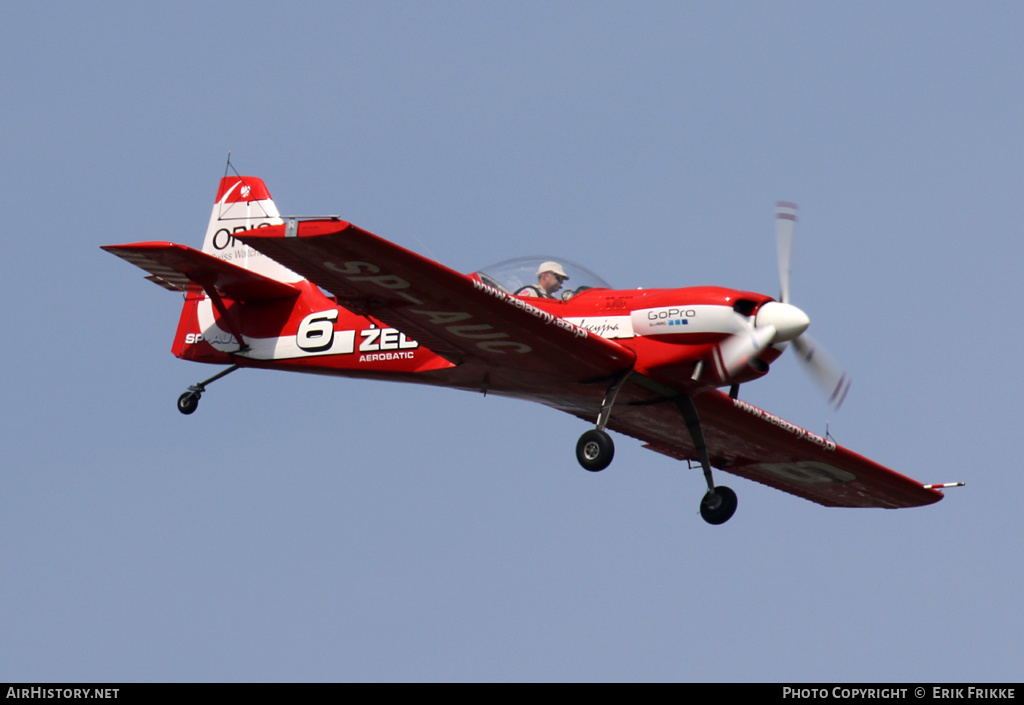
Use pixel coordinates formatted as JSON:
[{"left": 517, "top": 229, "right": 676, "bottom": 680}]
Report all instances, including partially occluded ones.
[{"left": 174, "top": 276, "right": 785, "bottom": 399}]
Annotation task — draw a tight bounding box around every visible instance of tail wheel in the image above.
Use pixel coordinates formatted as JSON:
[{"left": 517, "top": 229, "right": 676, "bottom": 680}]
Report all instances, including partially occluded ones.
[
  {"left": 576, "top": 429, "right": 614, "bottom": 472},
  {"left": 177, "top": 392, "right": 200, "bottom": 415},
  {"left": 700, "top": 486, "right": 737, "bottom": 525}
]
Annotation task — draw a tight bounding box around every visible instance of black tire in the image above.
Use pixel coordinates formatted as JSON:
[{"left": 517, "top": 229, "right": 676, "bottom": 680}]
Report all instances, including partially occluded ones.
[
  {"left": 576, "top": 429, "right": 614, "bottom": 472},
  {"left": 700, "top": 486, "right": 738, "bottom": 525},
  {"left": 177, "top": 392, "right": 199, "bottom": 415}
]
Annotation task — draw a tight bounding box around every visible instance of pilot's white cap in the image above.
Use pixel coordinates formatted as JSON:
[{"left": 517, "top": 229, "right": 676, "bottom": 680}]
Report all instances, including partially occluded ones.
[{"left": 538, "top": 261, "right": 569, "bottom": 280}]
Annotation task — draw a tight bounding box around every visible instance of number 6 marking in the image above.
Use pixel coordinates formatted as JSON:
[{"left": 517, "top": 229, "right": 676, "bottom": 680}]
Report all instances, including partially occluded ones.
[{"left": 297, "top": 310, "right": 339, "bottom": 352}]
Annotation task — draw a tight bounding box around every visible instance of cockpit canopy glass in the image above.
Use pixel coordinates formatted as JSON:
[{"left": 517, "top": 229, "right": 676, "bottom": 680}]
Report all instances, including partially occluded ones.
[{"left": 474, "top": 256, "right": 612, "bottom": 300}]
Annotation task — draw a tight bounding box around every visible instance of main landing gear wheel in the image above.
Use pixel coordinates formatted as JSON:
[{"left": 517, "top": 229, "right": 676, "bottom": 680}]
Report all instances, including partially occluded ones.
[
  {"left": 576, "top": 429, "right": 614, "bottom": 472},
  {"left": 177, "top": 392, "right": 200, "bottom": 415},
  {"left": 699, "top": 486, "right": 738, "bottom": 525}
]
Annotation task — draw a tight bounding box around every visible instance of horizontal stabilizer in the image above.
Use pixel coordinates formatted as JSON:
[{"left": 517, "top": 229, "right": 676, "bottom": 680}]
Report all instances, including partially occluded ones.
[{"left": 102, "top": 242, "right": 300, "bottom": 302}]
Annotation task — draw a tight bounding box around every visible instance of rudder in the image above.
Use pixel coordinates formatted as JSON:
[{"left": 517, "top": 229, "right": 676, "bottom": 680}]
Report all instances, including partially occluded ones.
[{"left": 201, "top": 176, "right": 303, "bottom": 283}]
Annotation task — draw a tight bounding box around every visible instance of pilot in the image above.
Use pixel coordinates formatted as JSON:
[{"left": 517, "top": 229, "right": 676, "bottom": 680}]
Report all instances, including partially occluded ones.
[{"left": 515, "top": 261, "right": 569, "bottom": 298}]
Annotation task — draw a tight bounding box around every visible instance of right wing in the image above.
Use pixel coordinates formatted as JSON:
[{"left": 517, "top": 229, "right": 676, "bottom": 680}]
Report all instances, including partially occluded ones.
[{"left": 590, "top": 379, "right": 944, "bottom": 509}]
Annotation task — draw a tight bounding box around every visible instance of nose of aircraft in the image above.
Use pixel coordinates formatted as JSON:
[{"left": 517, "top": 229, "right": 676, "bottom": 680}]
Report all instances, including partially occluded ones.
[{"left": 755, "top": 301, "right": 810, "bottom": 342}]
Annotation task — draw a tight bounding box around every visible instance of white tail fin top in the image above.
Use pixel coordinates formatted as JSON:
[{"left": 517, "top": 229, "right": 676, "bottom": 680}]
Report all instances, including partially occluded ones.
[{"left": 201, "top": 176, "right": 303, "bottom": 283}]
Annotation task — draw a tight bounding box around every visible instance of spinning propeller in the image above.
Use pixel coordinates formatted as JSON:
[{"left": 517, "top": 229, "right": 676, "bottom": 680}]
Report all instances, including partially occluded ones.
[{"left": 717, "top": 202, "right": 850, "bottom": 409}]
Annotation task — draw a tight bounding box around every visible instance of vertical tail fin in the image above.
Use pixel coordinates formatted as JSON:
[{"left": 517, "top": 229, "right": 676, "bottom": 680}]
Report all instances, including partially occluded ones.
[{"left": 201, "top": 176, "right": 303, "bottom": 283}]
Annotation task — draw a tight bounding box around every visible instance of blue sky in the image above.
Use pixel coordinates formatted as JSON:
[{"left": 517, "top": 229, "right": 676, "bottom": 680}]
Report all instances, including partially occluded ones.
[{"left": 2, "top": 2, "right": 1021, "bottom": 682}]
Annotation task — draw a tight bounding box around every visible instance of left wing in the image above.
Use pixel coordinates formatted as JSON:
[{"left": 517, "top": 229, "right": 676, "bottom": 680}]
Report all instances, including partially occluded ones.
[{"left": 239, "top": 220, "right": 635, "bottom": 381}]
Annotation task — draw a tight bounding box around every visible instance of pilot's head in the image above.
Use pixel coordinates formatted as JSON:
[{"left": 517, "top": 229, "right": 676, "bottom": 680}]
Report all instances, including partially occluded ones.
[{"left": 537, "top": 261, "right": 569, "bottom": 295}]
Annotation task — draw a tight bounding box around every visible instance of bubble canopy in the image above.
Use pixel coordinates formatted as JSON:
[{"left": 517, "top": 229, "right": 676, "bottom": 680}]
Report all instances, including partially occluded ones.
[{"left": 473, "top": 256, "right": 612, "bottom": 298}]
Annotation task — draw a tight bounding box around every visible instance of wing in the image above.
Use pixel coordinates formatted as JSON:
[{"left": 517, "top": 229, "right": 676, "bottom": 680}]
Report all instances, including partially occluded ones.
[
  {"left": 238, "top": 220, "right": 635, "bottom": 380},
  {"left": 102, "top": 242, "right": 299, "bottom": 301},
  {"left": 595, "top": 380, "right": 943, "bottom": 509},
  {"left": 231, "top": 220, "right": 933, "bottom": 510}
]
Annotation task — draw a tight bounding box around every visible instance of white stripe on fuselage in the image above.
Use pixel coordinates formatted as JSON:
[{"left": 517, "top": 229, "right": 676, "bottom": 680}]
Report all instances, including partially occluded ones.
[
  {"left": 194, "top": 298, "right": 355, "bottom": 359},
  {"left": 630, "top": 305, "right": 745, "bottom": 338}
]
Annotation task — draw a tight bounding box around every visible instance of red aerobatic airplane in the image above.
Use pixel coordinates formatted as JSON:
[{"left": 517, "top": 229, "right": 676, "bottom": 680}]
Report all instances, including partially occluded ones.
[{"left": 103, "top": 175, "right": 956, "bottom": 525}]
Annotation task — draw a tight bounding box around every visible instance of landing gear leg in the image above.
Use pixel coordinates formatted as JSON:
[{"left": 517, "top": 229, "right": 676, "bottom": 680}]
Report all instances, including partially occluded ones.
[
  {"left": 675, "top": 395, "right": 738, "bottom": 525},
  {"left": 575, "top": 371, "right": 632, "bottom": 472},
  {"left": 176, "top": 365, "right": 239, "bottom": 415}
]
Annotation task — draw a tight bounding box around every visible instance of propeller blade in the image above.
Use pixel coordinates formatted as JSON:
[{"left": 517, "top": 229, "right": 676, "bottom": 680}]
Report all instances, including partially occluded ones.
[
  {"left": 775, "top": 201, "right": 797, "bottom": 304},
  {"left": 715, "top": 323, "right": 776, "bottom": 379},
  {"left": 792, "top": 334, "right": 851, "bottom": 409}
]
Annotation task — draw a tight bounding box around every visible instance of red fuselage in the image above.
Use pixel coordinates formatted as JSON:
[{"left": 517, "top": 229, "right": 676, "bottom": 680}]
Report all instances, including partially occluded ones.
[{"left": 174, "top": 278, "right": 781, "bottom": 401}]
